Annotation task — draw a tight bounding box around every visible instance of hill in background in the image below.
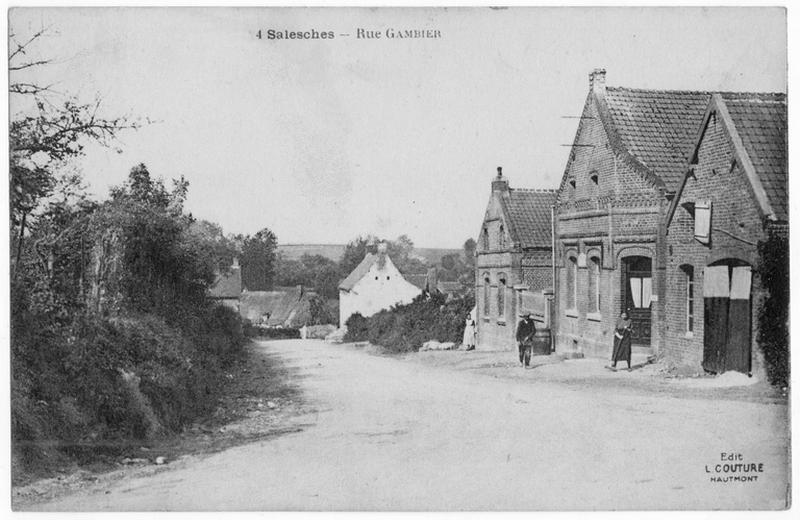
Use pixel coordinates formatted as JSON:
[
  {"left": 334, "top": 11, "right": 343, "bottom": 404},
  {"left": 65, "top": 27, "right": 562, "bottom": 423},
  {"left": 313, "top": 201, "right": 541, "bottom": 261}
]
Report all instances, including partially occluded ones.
[{"left": 277, "top": 244, "right": 463, "bottom": 266}]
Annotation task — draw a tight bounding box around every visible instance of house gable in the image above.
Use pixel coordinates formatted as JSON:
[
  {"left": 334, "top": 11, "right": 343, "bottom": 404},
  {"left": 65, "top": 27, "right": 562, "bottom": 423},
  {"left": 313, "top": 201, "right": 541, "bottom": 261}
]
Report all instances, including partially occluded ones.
[
  {"left": 556, "top": 88, "right": 660, "bottom": 210},
  {"left": 668, "top": 93, "right": 787, "bottom": 227},
  {"left": 478, "top": 189, "right": 513, "bottom": 252},
  {"left": 479, "top": 172, "right": 556, "bottom": 252}
]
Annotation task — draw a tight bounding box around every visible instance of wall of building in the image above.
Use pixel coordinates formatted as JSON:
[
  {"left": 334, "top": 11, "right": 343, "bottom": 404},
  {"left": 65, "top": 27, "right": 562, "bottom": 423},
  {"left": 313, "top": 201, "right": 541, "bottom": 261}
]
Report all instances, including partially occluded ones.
[
  {"left": 554, "top": 94, "right": 665, "bottom": 358},
  {"left": 664, "top": 112, "right": 768, "bottom": 376},
  {"left": 476, "top": 251, "right": 520, "bottom": 350},
  {"left": 339, "top": 256, "right": 422, "bottom": 326}
]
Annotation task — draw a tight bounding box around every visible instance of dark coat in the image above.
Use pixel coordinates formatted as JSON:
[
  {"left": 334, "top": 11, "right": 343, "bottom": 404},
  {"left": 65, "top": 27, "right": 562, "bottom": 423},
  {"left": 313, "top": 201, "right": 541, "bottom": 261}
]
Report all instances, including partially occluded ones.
[
  {"left": 516, "top": 319, "right": 536, "bottom": 344},
  {"left": 611, "top": 317, "right": 633, "bottom": 362}
]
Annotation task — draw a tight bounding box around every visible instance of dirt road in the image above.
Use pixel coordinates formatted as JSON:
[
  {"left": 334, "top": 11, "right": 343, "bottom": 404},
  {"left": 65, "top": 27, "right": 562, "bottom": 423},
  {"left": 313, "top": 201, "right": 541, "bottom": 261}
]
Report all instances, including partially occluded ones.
[{"left": 26, "top": 339, "right": 790, "bottom": 511}]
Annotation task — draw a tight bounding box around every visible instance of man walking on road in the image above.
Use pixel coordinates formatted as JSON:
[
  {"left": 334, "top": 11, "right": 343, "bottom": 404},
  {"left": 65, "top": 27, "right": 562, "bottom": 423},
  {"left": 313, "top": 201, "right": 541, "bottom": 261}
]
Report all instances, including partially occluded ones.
[{"left": 515, "top": 313, "right": 537, "bottom": 368}]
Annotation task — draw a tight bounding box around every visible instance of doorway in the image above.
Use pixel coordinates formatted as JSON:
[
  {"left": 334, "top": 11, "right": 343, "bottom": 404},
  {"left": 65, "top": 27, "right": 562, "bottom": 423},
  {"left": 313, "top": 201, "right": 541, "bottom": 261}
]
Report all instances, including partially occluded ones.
[
  {"left": 621, "top": 256, "right": 652, "bottom": 347},
  {"left": 702, "top": 261, "right": 752, "bottom": 374}
]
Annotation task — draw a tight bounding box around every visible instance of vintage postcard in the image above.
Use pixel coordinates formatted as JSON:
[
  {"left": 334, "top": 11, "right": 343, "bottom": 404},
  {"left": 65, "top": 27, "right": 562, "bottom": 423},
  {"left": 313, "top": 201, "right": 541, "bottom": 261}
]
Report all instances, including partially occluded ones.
[{"left": 7, "top": 6, "right": 790, "bottom": 512}]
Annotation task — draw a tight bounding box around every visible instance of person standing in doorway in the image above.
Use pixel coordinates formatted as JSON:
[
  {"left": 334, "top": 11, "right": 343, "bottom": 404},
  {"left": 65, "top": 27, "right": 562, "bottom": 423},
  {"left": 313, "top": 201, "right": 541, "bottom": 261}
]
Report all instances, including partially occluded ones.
[
  {"left": 516, "top": 313, "right": 537, "bottom": 368},
  {"left": 609, "top": 311, "right": 633, "bottom": 371}
]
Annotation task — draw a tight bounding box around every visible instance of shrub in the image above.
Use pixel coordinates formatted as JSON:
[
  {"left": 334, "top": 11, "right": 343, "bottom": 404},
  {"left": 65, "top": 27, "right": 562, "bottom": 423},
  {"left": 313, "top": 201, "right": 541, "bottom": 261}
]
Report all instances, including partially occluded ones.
[
  {"left": 343, "top": 293, "right": 475, "bottom": 353},
  {"left": 757, "top": 230, "right": 789, "bottom": 388}
]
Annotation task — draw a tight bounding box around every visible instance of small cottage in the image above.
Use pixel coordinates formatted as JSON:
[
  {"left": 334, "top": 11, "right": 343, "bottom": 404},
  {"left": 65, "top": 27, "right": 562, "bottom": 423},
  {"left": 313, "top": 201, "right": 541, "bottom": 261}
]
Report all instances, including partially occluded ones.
[
  {"left": 239, "top": 285, "right": 315, "bottom": 328},
  {"left": 338, "top": 243, "right": 422, "bottom": 326},
  {"left": 664, "top": 92, "right": 787, "bottom": 377}
]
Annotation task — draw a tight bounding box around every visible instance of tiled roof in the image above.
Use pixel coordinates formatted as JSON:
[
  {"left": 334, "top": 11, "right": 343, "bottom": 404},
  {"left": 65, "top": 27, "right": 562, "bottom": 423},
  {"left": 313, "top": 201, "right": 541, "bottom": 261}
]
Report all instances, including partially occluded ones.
[
  {"left": 603, "top": 87, "right": 711, "bottom": 191},
  {"left": 208, "top": 267, "right": 241, "bottom": 299},
  {"left": 338, "top": 253, "right": 378, "bottom": 291},
  {"left": 502, "top": 189, "right": 558, "bottom": 248},
  {"left": 436, "top": 281, "right": 464, "bottom": 295},
  {"left": 239, "top": 286, "right": 312, "bottom": 327},
  {"left": 721, "top": 93, "right": 787, "bottom": 220},
  {"left": 405, "top": 274, "right": 428, "bottom": 291}
]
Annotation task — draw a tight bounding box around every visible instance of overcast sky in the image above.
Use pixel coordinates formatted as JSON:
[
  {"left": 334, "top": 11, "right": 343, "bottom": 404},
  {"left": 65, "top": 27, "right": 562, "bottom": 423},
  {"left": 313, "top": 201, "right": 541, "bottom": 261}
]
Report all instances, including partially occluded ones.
[{"left": 9, "top": 7, "right": 786, "bottom": 248}]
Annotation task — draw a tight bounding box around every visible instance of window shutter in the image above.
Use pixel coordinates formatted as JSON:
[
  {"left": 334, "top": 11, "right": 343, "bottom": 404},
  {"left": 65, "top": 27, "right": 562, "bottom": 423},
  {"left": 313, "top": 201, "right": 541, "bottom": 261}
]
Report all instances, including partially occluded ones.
[
  {"left": 694, "top": 200, "right": 711, "bottom": 244},
  {"left": 703, "top": 265, "right": 730, "bottom": 298}
]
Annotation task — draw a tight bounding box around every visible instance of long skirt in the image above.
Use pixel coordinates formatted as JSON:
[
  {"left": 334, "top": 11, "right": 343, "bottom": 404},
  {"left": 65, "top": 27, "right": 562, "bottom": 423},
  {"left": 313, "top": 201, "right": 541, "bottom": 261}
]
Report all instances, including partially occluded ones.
[
  {"left": 611, "top": 330, "right": 632, "bottom": 363},
  {"left": 462, "top": 324, "right": 476, "bottom": 347}
]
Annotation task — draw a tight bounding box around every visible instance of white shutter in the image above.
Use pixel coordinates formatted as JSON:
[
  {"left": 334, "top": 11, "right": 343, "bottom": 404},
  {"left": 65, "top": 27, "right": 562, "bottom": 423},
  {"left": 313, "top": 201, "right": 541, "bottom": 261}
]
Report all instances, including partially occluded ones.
[
  {"left": 703, "top": 265, "right": 730, "bottom": 298},
  {"left": 694, "top": 200, "right": 711, "bottom": 244},
  {"left": 730, "top": 266, "right": 752, "bottom": 300}
]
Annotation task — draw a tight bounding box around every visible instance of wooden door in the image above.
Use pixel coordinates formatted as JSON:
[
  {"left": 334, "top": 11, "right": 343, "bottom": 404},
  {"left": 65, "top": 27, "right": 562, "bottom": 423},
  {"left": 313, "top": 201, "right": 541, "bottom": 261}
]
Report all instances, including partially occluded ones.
[{"left": 702, "top": 264, "right": 752, "bottom": 374}]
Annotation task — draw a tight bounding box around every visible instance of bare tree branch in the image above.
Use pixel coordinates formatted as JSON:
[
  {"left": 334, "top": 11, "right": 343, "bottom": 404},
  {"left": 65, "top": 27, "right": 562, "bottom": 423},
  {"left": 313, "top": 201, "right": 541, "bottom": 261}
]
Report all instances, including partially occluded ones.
[{"left": 9, "top": 58, "right": 53, "bottom": 71}]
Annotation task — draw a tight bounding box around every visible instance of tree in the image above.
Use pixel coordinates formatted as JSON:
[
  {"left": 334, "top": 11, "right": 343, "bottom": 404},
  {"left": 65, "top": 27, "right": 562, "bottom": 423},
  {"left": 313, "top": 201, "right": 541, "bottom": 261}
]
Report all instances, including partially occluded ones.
[
  {"left": 338, "top": 235, "right": 377, "bottom": 278},
  {"left": 274, "top": 253, "right": 341, "bottom": 299},
  {"left": 463, "top": 238, "right": 477, "bottom": 267},
  {"left": 240, "top": 228, "right": 278, "bottom": 291},
  {"left": 9, "top": 27, "right": 143, "bottom": 276},
  {"left": 188, "top": 220, "right": 239, "bottom": 271}
]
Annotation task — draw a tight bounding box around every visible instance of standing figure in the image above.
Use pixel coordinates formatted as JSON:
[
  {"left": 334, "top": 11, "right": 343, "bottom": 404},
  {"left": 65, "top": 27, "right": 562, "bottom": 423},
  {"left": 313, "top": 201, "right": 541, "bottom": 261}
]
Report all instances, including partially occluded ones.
[
  {"left": 610, "top": 311, "right": 633, "bottom": 371},
  {"left": 462, "top": 311, "right": 476, "bottom": 351},
  {"left": 515, "top": 313, "right": 537, "bottom": 368}
]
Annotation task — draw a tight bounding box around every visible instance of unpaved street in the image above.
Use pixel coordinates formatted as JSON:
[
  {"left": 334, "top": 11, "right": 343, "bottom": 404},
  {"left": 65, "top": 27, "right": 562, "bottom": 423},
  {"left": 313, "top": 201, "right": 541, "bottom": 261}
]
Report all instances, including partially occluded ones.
[{"left": 27, "top": 339, "right": 789, "bottom": 511}]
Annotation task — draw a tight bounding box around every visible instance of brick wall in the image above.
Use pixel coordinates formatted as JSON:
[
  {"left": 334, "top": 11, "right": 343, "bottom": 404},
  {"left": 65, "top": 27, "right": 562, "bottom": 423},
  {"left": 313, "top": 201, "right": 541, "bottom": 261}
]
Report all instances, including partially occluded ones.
[
  {"left": 554, "top": 94, "right": 664, "bottom": 358},
  {"left": 664, "top": 111, "right": 768, "bottom": 377}
]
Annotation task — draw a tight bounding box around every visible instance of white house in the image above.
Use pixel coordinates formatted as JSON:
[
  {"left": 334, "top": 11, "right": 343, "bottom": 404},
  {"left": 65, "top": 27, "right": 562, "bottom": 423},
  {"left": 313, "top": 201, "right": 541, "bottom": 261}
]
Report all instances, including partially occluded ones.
[{"left": 338, "top": 243, "right": 422, "bottom": 327}]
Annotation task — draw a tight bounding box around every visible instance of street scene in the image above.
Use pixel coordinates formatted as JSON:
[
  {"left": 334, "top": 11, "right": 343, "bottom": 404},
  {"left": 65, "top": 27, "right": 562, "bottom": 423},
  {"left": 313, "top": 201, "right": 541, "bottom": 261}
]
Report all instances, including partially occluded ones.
[
  {"left": 8, "top": 6, "right": 789, "bottom": 512},
  {"left": 18, "top": 339, "right": 791, "bottom": 511}
]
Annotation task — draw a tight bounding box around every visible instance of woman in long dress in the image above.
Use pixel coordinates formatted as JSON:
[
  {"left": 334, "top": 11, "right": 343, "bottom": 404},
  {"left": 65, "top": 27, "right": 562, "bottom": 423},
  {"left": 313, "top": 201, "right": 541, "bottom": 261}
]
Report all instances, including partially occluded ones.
[
  {"left": 610, "top": 311, "right": 633, "bottom": 371},
  {"left": 462, "top": 312, "right": 476, "bottom": 350}
]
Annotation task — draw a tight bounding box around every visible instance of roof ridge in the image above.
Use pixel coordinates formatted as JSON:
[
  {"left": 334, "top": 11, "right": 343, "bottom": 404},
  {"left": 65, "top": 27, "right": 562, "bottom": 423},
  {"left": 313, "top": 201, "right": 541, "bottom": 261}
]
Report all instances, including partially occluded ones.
[
  {"left": 606, "top": 85, "right": 711, "bottom": 95},
  {"left": 607, "top": 85, "right": 786, "bottom": 98},
  {"left": 510, "top": 188, "right": 558, "bottom": 193}
]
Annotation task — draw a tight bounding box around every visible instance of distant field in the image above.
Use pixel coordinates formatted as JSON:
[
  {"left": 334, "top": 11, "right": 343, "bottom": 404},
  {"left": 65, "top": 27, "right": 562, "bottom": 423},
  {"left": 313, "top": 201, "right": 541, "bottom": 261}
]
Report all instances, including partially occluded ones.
[
  {"left": 277, "top": 244, "right": 462, "bottom": 265},
  {"left": 277, "top": 244, "right": 346, "bottom": 262}
]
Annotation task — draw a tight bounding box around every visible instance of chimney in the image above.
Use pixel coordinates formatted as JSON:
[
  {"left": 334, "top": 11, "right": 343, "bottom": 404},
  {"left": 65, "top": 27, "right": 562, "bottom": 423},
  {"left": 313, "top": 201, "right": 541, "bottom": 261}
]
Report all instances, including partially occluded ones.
[
  {"left": 491, "top": 166, "right": 509, "bottom": 193},
  {"left": 589, "top": 68, "right": 606, "bottom": 94},
  {"left": 376, "top": 241, "right": 387, "bottom": 268}
]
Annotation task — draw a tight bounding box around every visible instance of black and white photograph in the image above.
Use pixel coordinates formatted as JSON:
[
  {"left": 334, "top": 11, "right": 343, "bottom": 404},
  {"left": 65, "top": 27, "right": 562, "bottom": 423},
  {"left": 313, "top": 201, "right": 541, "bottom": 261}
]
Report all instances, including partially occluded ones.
[{"left": 6, "top": 5, "right": 791, "bottom": 512}]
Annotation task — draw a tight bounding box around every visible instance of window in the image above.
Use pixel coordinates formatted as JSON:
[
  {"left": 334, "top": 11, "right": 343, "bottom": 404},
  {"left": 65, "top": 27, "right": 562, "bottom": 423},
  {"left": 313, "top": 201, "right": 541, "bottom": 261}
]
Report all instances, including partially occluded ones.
[
  {"left": 694, "top": 200, "right": 712, "bottom": 244},
  {"left": 497, "top": 273, "right": 507, "bottom": 320},
  {"left": 483, "top": 273, "right": 491, "bottom": 316},
  {"left": 482, "top": 227, "right": 489, "bottom": 250},
  {"left": 590, "top": 171, "right": 599, "bottom": 185},
  {"left": 588, "top": 256, "right": 601, "bottom": 312},
  {"left": 682, "top": 265, "right": 695, "bottom": 333},
  {"left": 566, "top": 256, "right": 577, "bottom": 309},
  {"left": 499, "top": 224, "right": 505, "bottom": 249}
]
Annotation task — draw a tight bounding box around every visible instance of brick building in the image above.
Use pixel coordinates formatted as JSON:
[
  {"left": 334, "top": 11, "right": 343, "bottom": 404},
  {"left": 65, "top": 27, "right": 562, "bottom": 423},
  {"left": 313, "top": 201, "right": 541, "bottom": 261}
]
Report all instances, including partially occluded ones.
[
  {"left": 663, "top": 93, "right": 787, "bottom": 377},
  {"left": 475, "top": 167, "right": 557, "bottom": 350},
  {"left": 554, "top": 69, "right": 714, "bottom": 359}
]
